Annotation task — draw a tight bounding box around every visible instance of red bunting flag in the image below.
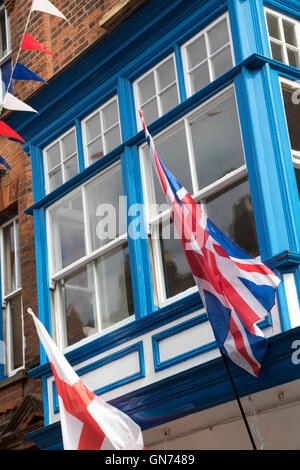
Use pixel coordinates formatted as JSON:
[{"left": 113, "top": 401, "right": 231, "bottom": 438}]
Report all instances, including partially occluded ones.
[
  {"left": 0, "top": 121, "right": 25, "bottom": 142},
  {"left": 21, "top": 32, "right": 57, "bottom": 59}
]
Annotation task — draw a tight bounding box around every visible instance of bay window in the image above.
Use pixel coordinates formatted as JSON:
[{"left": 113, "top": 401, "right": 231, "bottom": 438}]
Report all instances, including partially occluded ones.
[
  {"left": 47, "top": 162, "right": 134, "bottom": 348},
  {"left": 140, "top": 86, "right": 259, "bottom": 306},
  {"left": 1, "top": 218, "right": 24, "bottom": 375}
]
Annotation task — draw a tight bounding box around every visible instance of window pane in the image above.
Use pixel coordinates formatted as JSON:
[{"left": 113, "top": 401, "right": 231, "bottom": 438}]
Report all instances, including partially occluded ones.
[
  {"left": 86, "top": 165, "right": 125, "bottom": 251},
  {"left": 157, "top": 57, "right": 176, "bottom": 91},
  {"left": 3, "top": 223, "right": 16, "bottom": 295},
  {"left": 271, "top": 41, "right": 284, "bottom": 62},
  {"left": 141, "top": 97, "right": 159, "bottom": 125},
  {"left": 266, "top": 13, "right": 281, "bottom": 40},
  {"left": 0, "top": 10, "right": 7, "bottom": 59},
  {"left": 96, "top": 243, "right": 134, "bottom": 330},
  {"left": 190, "top": 61, "right": 210, "bottom": 93},
  {"left": 208, "top": 19, "right": 229, "bottom": 54},
  {"left": 15, "top": 221, "right": 21, "bottom": 288},
  {"left": 160, "top": 84, "right": 179, "bottom": 114},
  {"left": 206, "top": 179, "right": 259, "bottom": 257},
  {"left": 102, "top": 100, "right": 118, "bottom": 131},
  {"left": 186, "top": 35, "right": 207, "bottom": 70},
  {"left": 9, "top": 294, "right": 23, "bottom": 370},
  {"left": 283, "top": 20, "right": 298, "bottom": 47},
  {"left": 49, "top": 189, "right": 86, "bottom": 271},
  {"left": 49, "top": 165, "right": 63, "bottom": 192},
  {"left": 64, "top": 155, "right": 78, "bottom": 181},
  {"left": 62, "top": 131, "right": 76, "bottom": 160},
  {"left": 211, "top": 46, "right": 232, "bottom": 79},
  {"left": 190, "top": 92, "right": 244, "bottom": 190},
  {"left": 160, "top": 222, "right": 195, "bottom": 298},
  {"left": 86, "top": 112, "right": 101, "bottom": 143},
  {"left": 282, "top": 87, "right": 300, "bottom": 152},
  {"left": 287, "top": 48, "right": 299, "bottom": 68},
  {"left": 153, "top": 124, "right": 193, "bottom": 207},
  {"left": 138, "top": 72, "right": 156, "bottom": 104},
  {"left": 104, "top": 124, "right": 121, "bottom": 153},
  {"left": 46, "top": 142, "right": 60, "bottom": 171},
  {"left": 87, "top": 137, "right": 103, "bottom": 163},
  {"left": 63, "top": 265, "right": 96, "bottom": 346}
]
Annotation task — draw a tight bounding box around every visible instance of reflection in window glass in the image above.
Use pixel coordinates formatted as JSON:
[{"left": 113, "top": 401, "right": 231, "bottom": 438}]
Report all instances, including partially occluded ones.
[
  {"left": 135, "top": 55, "right": 179, "bottom": 127},
  {"left": 150, "top": 124, "right": 192, "bottom": 209},
  {"left": 160, "top": 222, "right": 195, "bottom": 298},
  {"left": 62, "top": 265, "right": 96, "bottom": 346},
  {"left": 190, "top": 93, "right": 244, "bottom": 190},
  {"left": 3, "top": 223, "right": 16, "bottom": 295},
  {"left": 282, "top": 87, "right": 300, "bottom": 152},
  {"left": 96, "top": 243, "right": 134, "bottom": 330},
  {"left": 49, "top": 189, "right": 86, "bottom": 271},
  {"left": 206, "top": 179, "right": 259, "bottom": 257},
  {"left": 9, "top": 294, "right": 23, "bottom": 370},
  {"left": 86, "top": 165, "right": 126, "bottom": 251}
]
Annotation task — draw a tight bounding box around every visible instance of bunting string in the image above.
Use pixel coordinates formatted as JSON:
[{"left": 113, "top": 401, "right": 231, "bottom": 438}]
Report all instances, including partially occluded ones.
[{"left": 0, "top": 0, "right": 69, "bottom": 169}]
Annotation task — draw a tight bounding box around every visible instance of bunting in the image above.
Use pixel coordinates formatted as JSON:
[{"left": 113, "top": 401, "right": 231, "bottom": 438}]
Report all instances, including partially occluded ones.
[
  {"left": 0, "top": 0, "right": 69, "bottom": 161},
  {"left": 0, "top": 155, "right": 12, "bottom": 171},
  {"left": 12, "top": 63, "right": 47, "bottom": 83},
  {"left": 0, "top": 121, "right": 25, "bottom": 142},
  {"left": 31, "top": 0, "right": 68, "bottom": 21},
  {"left": 3, "top": 92, "right": 38, "bottom": 113},
  {"left": 21, "top": 32, "right": 57, "bottom": 59}
]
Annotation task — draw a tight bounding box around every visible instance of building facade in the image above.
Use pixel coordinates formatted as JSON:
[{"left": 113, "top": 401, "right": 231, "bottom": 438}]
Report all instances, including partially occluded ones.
[{"left": 0, "top": 0, "right": 299, "bottom": 450}]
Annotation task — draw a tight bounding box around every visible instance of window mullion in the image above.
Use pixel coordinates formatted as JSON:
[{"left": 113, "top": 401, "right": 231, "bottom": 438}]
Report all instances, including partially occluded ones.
[
  {"left": 99, "top": 110, "right": 106, "bottom": 156},
  {"left": 278, "top": 17, "right": 289, "bottom": 64},
  {"left": 184, "top": 116, "right": 199, "bottom": 194},
  {"left": 59, "top": 139, "right": 65, "bottom": 184},
  {"left": 205, "top": 31, "right": 214, "bottom": 82},
  {"left": 82, "top": 185, "right": 91, "bottom": 256},
  {"left": 93, "top": 260, "right": 102, "bottom": 333},
  {"left": 154, "top": 68, "right": 163, "bottom": 117}
]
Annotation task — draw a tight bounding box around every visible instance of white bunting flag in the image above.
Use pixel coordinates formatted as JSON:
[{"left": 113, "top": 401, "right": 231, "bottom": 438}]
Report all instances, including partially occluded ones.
[
  {"left": 31, "top": 0, "right": 68, "bottom": 21},
  {"left": 3, "top": 93, "right": 38, "bottom": 113}
]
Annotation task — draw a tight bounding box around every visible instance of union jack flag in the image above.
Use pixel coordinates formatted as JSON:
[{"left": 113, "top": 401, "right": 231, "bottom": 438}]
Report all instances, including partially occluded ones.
[{"left": 139, "top": 110, "right": 281, "bottom": 377}]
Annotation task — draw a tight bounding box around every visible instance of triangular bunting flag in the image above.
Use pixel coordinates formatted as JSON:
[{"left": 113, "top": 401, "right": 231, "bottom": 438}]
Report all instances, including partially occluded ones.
[
  {"left": 21, "top": 32, "right": 57, "bottom": 59},
  {"left": 31, "top": 0, "right": 68, "bottom": 21},
  {"left": 3, "top": 92, "right": 38, "bottom": 113},
  {"left": 0, "top": 155, "right": 12, "bottom": 171},
  {"left": 13, "top": 63, "right": 47, "bottom": 84},
  {"left": 0, "top": 121, "right": 25, "bottom": 142}
]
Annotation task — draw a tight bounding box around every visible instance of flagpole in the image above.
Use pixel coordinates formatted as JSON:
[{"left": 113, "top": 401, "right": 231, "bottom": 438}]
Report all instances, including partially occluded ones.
[{"left": 221, "top": 352, "right": 257, "bottom": 450}]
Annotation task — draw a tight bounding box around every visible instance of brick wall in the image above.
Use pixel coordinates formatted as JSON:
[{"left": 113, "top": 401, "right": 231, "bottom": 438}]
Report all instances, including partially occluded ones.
[{"left": 0, "top": 0, "right": 148, "bottom": 449}]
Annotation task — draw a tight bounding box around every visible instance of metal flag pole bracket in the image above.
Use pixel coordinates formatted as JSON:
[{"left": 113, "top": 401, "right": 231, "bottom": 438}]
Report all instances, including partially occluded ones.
[{"left": 221, "top": 352, "right": 257, "bottom": 451}]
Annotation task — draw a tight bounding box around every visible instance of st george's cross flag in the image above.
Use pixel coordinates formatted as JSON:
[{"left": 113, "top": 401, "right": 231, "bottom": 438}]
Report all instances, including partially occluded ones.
[
  {"left": 139, "top": 110, "right": 281, "bottom": 377},
  {"left": 28, "top": 309, "right": 145, "bottom": 450}
]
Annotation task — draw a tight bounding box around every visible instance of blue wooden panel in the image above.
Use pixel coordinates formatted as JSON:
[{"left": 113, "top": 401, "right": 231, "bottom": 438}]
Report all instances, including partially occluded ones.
[{"left": 52, "top": 342, "right": 145, "bottom": 414}]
